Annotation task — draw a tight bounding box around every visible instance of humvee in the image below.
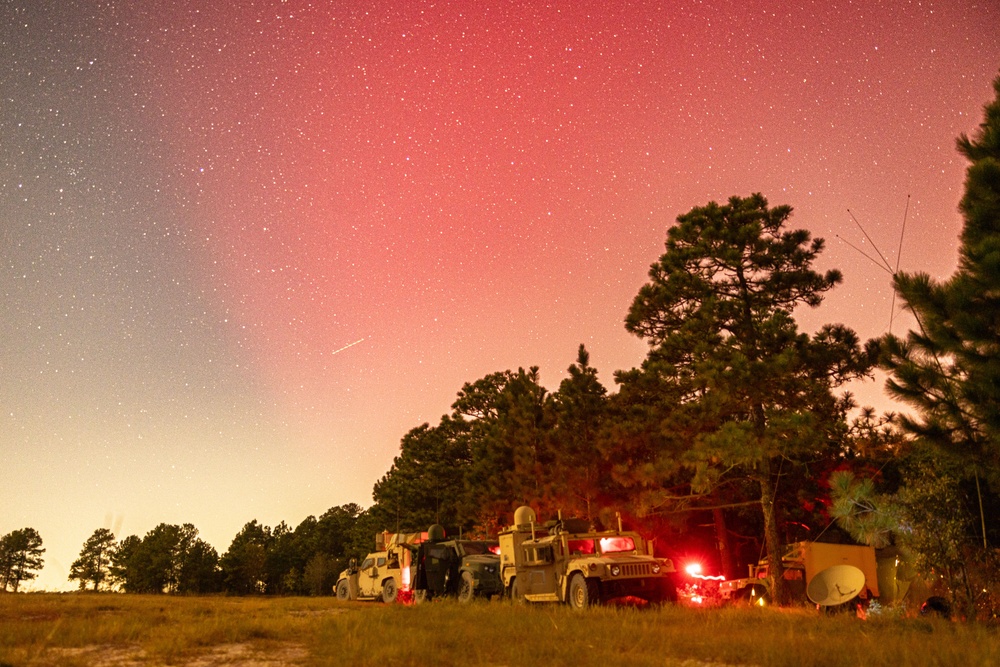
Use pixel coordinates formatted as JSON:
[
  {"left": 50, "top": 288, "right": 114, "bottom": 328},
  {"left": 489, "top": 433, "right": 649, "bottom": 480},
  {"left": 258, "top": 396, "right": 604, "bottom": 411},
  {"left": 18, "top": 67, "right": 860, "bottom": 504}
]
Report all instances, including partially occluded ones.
[
  {"left": 498, "top": 506, "right": 677, "bottom": 609},
  {"left": 411, "top": 534, "right": 503, "bottom": 602},
  {"left": 335, "top": 549, "right": 405, "bottom": 602},
  {"left": 335, "top": 530, "right": 422, "bottom": 602}
]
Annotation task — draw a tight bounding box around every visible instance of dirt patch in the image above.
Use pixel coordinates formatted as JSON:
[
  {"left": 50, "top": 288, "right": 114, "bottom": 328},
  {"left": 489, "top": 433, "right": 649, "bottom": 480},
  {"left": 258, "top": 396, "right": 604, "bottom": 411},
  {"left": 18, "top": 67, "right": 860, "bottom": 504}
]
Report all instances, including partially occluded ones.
[
  {"left": 185, "top": 643, "right": 308, "bottom": 666},
  {"left": 35, "top": 643, "right": 308, "bottom": 666},
  {"left": 32, "top": 645, "right": 146, "bottom": 666}
]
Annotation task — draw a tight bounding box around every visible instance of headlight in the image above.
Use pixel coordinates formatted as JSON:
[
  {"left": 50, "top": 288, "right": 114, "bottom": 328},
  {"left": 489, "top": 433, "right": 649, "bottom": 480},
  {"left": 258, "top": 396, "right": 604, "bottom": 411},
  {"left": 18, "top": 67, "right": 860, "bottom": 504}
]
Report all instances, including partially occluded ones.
[
  {"left": 610, "top": 565, "right": 621, "bottom": 577},
  {"left": 651, "top": 562, "right": 661, "bottom": 574}
]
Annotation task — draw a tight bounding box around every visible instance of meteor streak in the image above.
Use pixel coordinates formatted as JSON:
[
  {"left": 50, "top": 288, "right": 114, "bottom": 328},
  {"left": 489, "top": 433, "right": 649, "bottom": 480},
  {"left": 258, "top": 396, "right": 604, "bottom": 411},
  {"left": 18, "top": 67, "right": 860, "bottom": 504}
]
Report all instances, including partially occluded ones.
[{"left": 330, "top": 338, "right": 366, "bottom": 356}]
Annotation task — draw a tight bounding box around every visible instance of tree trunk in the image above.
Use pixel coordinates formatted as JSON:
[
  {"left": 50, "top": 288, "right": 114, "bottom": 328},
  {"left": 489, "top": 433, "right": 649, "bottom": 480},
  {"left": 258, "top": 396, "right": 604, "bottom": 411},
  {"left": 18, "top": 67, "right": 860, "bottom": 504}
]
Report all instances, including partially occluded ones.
[
  {"left": 757, "top": 459, "right": 787, "bottom": 605},
  {"left": 713, "top": 507, "right": 735, "bottom": 579}
]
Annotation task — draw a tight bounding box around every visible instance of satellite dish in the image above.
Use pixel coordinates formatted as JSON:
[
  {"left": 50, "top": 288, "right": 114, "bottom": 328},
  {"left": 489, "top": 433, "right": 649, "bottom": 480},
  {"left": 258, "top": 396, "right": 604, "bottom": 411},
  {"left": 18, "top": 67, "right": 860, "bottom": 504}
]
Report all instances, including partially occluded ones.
[
  {"left": 807, "top": 565, "right": 867, "bottom": 606},
  {"left": 514, "top": 506, "right": 537, "bottom": 529}
]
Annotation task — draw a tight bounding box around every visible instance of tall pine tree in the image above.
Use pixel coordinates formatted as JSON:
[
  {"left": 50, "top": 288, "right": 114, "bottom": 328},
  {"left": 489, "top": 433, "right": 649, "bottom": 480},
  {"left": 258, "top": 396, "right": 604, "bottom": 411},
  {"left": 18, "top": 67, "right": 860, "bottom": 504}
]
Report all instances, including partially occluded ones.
[
  {"left": 881, "top": 73, "right": 1000, "bottom": 480},
  {"left": 625, "top": 193, "right": 871, "bottom": 603},
  {"left": 69, "top": 528, "right": 117, "bottom": 591}
]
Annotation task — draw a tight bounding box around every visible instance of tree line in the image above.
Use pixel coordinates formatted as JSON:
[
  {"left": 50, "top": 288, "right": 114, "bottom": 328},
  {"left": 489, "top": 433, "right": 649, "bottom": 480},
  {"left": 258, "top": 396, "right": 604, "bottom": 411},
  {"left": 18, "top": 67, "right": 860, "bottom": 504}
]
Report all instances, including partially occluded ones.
[
  {"left": 6, "top": 73, "right": 999, "bottom": 615},
  {"left": 60, "top": 505, "right": 375, "bottom": 595}
]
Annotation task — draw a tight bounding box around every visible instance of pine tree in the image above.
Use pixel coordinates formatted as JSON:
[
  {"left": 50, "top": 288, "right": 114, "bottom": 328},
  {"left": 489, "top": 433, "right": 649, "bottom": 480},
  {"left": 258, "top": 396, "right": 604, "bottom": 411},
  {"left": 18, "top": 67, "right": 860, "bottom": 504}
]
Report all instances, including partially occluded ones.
[
  {"left": 0, "top": 528, "right": 45, "bottom": 592},
  {"left": 881, "top": 73, "right": 1000, "bottom": 480},
  {"left": 550, "top": 345, "right": 609, "bottom": 521},
  {"left": 453, "top": 368, "right": 555, "bottom": 528},
  {"left": 624, "top": 193, "right": 871, "bottom": 603},
  {"left": 372, "top": 416, "right": 471, "bottom": 533},
  {"left": 69, "top": 528, "right": 117, "bottom": 591}
]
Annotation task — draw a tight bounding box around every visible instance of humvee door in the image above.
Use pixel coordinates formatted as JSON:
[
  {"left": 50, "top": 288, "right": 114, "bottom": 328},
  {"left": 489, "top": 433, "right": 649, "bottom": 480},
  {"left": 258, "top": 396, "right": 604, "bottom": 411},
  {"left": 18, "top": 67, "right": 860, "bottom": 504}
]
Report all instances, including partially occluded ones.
[
  {"left": 359, "top": 554, "right": 386, "bottom": 597},
  {"left": 522, "top": 543, "right": 558, "bottom": 597}
]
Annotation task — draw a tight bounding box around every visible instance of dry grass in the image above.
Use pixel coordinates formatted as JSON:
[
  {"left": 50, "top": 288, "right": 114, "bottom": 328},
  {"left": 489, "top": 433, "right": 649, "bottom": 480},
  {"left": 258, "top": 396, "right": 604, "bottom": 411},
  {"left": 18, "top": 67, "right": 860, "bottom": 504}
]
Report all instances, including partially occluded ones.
[{"left": 1, "top": 593, "right": 997, "bottom": 666}]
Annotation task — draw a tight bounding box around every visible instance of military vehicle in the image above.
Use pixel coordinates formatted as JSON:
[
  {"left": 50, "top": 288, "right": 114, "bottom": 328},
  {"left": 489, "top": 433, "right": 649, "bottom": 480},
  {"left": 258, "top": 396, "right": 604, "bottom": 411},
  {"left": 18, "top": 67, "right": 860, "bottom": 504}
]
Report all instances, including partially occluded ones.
[
  {"left": 498, "top": 506, "right": 677, "bottom": 609},
  {"left": 335, "top": 530, "right": 423, "bottom": 602},
  {"left": 410, "top": 527, "right": 503, "bottom": 602},
  {"left": 718, "top": 540, "right": 900, "bottom": 606}
]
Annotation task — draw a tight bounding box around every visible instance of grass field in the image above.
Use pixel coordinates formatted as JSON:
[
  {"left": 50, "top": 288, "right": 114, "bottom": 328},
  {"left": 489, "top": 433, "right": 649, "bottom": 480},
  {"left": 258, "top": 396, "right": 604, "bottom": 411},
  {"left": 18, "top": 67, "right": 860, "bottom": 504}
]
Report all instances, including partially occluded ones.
[{"left": 1, "top": 594, "right": 998, "bottom": 667}]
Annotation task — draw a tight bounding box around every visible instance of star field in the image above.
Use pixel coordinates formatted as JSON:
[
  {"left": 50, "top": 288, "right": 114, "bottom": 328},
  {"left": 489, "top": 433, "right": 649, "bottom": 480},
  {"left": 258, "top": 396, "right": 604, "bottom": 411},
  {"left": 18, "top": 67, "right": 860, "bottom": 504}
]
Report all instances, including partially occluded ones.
[{"left": 2, "top": 0, "right": 999, "bottom": 590}]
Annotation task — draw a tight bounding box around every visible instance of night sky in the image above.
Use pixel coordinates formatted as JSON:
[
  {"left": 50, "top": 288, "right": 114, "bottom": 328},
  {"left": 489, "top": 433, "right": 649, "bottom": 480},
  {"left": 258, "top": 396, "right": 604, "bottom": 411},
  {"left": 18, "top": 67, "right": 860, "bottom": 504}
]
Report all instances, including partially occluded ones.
[{"left": 3, "top": 1, "right": 998, "bottom": 591}]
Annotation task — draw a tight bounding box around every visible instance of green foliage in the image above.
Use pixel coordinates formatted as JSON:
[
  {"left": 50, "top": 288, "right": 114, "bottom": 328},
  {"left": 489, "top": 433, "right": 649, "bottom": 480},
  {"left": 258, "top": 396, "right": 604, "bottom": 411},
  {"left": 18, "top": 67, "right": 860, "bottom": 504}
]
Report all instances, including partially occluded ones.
[
  {"left": 176, "top": 537, "right": 221, "bottom": 594},
  {"left": 110, "top": 524, "right": 219, "bottom": 594},
  {"left": 220, "top": 520, "right": 270, "bottom": 595},
  {"left": 827, "top": 411, "right": 912, "bottom": 549},
  {"left": 314, "top": 503, "right": 363, "bottom": 578},
  {"left": 828, "top": 470, "right": 899, "bottom": 549},
  {"left": 109, "top": 535, "right": 142, "bottom": 592},
  {"left": 365, "top": 351, "right": 621, "bottom": 537},
  {"left": 602, "top": 360, "right": 690, "bottom": 517},
  {"left": 207, "top": 506, "right": 365, "bottom": 596},
  {"left": 0, "top": 527, "right": 45, "bottom": 592},
  {"left": 264, "top": 522, "right": 298, "bottom": 595},
  {"left": 500, "top": 367, "right": 556, "bottom": 509},
  {"left": 343, "top": 508, "right": 383, "bottom": 564},
  {"left": 68, "top": 528, "right": 117, "bottom": 591},
  {"left": 895, "top": 463, "right": 970, "bottom": 575},
  {"left": 315, "top": 503, "right": 362, "bottom": 555},
  {"left": 451, "top": 367, "right": 557, "bottom": 528},
  {"left": 895, "top": 455, "right": 1000, "bottom": 620},
  {"left": 302, "top": 553, "right": 338, "bottom": 596},
  {"left": 548, "top": 345, "right": 610, "bottom": 520}
]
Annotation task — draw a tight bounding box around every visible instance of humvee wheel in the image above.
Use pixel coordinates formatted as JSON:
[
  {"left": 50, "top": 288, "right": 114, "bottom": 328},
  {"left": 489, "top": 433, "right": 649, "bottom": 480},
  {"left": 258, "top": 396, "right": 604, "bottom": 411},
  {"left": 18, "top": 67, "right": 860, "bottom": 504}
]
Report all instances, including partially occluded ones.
[
  {"left": 457, "top": 571, "right": 476, "bottom": 603},
  {"left": 335, "top": 579, "right": 351, "bottom": 601},
  {"left": 382, "top": 578, "right": 398, "bottom": 603},
  {"left": 509, "top": 577, "right": 526, "bottom": 604},
  {"left": 568, "top": 573, "right": 597, "bottom": 610}
]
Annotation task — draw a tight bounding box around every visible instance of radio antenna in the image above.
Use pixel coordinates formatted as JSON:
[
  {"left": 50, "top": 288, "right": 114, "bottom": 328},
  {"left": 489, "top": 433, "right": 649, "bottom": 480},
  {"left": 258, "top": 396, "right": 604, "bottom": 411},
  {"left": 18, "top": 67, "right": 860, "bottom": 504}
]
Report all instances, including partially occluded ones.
[
  {"left": 846, "top": 208, "right": 893, "bottom": 273},
  {"left": 834, "top": 235, "right": 893, "bottom": 275},
  {"left": 838, "top": 198, "right": 911, "bottom": 333},
  {"left": 888, "top": 195, "right": 911, "bottom": 331}
]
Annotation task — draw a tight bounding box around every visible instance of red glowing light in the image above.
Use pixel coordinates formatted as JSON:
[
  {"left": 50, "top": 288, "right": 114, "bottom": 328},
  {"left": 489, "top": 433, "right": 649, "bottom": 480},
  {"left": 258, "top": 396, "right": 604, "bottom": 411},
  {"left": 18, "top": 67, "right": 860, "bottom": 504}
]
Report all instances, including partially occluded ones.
[{"left": 684, "top": 562, "right": 726, "bottom": 581}]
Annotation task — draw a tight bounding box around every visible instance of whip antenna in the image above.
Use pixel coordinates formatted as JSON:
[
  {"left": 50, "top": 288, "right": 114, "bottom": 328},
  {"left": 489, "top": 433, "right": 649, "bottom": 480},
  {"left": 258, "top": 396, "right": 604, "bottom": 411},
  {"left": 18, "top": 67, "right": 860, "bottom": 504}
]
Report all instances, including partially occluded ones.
[
  {"left": 838, "top": 199, "right": 912, "bottom": 333},
  {"left": 847, "top": 208, "right": 893, "bottom": 273},
  {"left": 888, "top": 195, "right": 910, "bottom": 332}
]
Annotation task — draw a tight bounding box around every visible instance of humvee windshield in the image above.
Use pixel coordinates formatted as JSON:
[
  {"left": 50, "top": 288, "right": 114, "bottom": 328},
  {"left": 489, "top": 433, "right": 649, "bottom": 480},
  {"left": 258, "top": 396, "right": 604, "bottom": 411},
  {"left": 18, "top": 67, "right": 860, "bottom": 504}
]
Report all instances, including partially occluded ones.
[
  {"left": 360, "top": 557, "right": 374, "bottom": 570},
  {"left": 598, "top": 536, "right": 636, "bottom": 554},
  {"left": 568, "top": 539, "right": 596, "bottom": 555},
  {"left": 458, "top": 541, "right": 498, "bottom": 556}
]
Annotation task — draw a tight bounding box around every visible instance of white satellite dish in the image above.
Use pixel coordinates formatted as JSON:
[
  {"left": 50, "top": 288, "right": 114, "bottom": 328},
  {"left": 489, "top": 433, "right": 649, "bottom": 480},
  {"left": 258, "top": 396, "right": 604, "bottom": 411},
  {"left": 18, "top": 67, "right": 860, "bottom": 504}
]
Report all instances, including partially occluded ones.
[{"left": 807, "top": 565, "right": 866, "bottom": 606}]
